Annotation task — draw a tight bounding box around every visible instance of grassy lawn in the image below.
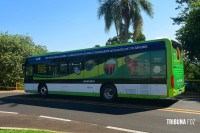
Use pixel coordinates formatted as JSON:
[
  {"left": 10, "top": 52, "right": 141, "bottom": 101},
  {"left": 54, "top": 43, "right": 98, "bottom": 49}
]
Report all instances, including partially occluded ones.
[{"left": 0, "top": 129, "right": 55, "bottom": 133}]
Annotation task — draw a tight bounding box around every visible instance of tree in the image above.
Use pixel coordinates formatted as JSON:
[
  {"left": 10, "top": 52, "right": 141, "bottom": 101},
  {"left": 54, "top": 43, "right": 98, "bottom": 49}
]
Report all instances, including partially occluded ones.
[
  {"left": 0, "top": 32, "right": 48, "bottom": 87},
  {"left": 171, "top": 0, "right": 198, "bottom": 25},
  {"left": 97, "top": 0, "right": 153, "bottom": 43},
  {"left": 106, "top": 31, "right": 146, "bottom": 46},
  {"left": 132, "top": 31, "right": 146, "bottom": 41},
  {"left": 173, "top": 0, "right": 200, "bottom": 79},
  {"left": 174, "top": 1, "right": 200, "bottom": 61},
  {"left": 176, "top": 5, "right": 200, "bottom": 60},
  {"left": 94, "top": 44, "right": 101, "bottom": 48},
  {"left": 106, "top": 36, "right": 121, "bottom": 46}
]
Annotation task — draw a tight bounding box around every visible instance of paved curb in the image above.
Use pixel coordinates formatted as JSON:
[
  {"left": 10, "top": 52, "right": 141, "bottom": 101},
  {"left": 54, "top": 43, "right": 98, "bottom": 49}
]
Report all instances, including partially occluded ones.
[
  {"left": 178, "top": 93, "right": 200, "bottom": 98},
  {"left": 0, "top": 90, "right": 24, "bottom": 93},
  {"left": 0, "top": 127, "right": 64, "bottom": 133}
]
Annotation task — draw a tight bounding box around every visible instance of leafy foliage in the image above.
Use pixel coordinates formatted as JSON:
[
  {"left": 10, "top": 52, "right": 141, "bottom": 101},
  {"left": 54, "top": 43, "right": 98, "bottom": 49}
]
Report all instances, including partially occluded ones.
[
  {"left": 132, "top": 32, "right": 146, "bottom": 42},
  {"left": 172, "top": 0, "right": 198, "bottom": 25},
  {"left": 176, "top": 4, "right": 200, "bottom": 61},
  {"left": 0, "top": 32, "right": 47, "bottom": 87},
  {"left": 184, "top": 60, "right": 200, "bottom": 79},
  {"left": 94, "top": 44, "right": 101, "bottom": 48},
  {"left": 97, "top": 0, "right": 153, "bottom": 43},
  {"left": 106, "top": 31, "right": 145, "bottom": 46},
  {"left": 173, "top": 0, "right": 200, "bottom": 80}
]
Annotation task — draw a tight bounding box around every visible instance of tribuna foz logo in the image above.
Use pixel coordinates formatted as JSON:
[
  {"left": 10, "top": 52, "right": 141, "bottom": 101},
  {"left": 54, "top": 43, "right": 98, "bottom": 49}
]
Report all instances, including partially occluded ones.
[{"left": 166, "top": 119, "right": 195, "bottom": 125}]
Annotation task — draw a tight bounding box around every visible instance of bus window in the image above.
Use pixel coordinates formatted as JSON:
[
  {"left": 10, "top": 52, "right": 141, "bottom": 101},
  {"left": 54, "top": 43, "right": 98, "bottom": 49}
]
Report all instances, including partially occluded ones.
[
  {"left": 26, "top": 65, "right": 33, "bottom": 76},
  {"left": 104, "top": 58, "right": 117, "bottom": 76},
  {"left": 123, "top": 52, "right": 150, "bottom": 78},
  {"left": 176, "top": 47, "right": 181, "bottom": 60},
  {"left": 150, "top": 50, "right": 166, "bottom": 78},
  {"left": 69, "top": 61, "right": 82, "bottom": 75},
  {"left": 85, "top": 59, "right": 95, "bottom": 71},
  {"left": 37, "top": 63, "right": 57, "bottom": 75},
  {"left": 37, "top": 64, "right": 47, "bottom": 74},
  {"left": 172, "top": 41, "right": 182, "bottom": 61},
  {"left": 48, "top": 65, "right": 57, "bottom": 75},
  {"left": 59, "top": 63, "right": 67, "bottom": 74}
]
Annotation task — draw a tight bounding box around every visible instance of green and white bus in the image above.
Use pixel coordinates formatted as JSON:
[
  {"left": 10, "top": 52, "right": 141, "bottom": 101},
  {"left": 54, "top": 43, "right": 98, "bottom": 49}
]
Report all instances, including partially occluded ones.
[{"left": 23, "top": 38, "right": 185, "bottom": 101}]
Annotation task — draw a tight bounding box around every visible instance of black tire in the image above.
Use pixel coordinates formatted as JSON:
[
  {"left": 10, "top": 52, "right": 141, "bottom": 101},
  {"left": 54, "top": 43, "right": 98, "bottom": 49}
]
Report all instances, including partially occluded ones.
[
  {"left": 39, "top": 84, "right": 48, "bottom": 96},
  {"left": 101, "top": 84, "right": 117, "bottom": 102}
]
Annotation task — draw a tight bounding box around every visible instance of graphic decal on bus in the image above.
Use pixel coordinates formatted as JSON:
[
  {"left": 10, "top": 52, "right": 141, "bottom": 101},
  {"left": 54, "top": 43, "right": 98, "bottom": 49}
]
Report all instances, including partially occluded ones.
[
  {"left": 104, "top": 59, "right": 117, "bottom": 76},
  {"left": 85, "top": 59, "right": 95, "bottom": 71},
  {"left": 24, "top": 39, "right": 185, "bottom": 99}
]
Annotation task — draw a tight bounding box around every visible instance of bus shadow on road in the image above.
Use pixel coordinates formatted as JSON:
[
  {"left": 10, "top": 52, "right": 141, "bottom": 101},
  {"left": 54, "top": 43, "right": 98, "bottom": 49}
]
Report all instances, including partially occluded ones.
[{"left": 0, "top": 94, "right": 179, "bottom": 115}]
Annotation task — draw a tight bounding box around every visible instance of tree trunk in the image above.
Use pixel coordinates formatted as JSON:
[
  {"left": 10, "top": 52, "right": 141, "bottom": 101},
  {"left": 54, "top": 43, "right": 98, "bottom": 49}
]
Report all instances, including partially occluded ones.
[{"left": 124, "top": 17, "right": 130, "bottom": 43}]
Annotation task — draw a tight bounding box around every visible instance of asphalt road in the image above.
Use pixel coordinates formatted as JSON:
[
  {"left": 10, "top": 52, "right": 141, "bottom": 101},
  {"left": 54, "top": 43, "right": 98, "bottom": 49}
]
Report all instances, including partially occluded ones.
[{"left": 0, "top": 92, "right": 199, "bottom": 133}]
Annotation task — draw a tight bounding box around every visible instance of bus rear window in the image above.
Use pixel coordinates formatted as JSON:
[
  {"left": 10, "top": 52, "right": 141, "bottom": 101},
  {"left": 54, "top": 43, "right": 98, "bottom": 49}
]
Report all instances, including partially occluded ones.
[{"left": 172, "top": 40, "right": 182, "bottom": 61}]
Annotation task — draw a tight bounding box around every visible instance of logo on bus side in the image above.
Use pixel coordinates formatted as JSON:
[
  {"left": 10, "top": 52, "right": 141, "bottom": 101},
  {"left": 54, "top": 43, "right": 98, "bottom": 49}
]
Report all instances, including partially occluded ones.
[
  {"left": 153, "top": 66, "right": 161, "bottom": 74},
  {"left": 104, "top": 59, "right": 117, "bottom": 76}
]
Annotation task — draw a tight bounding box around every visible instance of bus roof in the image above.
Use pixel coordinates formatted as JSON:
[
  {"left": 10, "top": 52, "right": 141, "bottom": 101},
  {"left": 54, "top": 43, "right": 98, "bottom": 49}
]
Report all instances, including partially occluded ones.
[{"left": 27, "top": 38, "right": 171, "bottom": 59}]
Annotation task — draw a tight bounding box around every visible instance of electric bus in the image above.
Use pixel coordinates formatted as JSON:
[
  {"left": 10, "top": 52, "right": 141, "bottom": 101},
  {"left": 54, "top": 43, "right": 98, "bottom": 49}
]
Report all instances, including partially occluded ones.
[{"left": 23, "top": 38, "right": 185, "bottom": 101}]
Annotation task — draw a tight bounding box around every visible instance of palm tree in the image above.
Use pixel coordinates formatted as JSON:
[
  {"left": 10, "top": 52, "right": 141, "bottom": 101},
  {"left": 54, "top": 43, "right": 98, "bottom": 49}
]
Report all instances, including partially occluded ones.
[
  {"left": 97, "top": 0, "right": 153, "bottom": 43},
  {"left": 97, "top": 0, "right": 122, "bottom": 36}
]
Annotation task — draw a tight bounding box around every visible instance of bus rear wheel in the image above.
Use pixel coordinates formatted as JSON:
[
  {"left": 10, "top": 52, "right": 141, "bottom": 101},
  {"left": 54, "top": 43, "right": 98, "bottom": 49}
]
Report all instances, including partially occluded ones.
[
  {"left": 39, "top": 84, "right": 48, "bottom": 96},
  {"left": 101, "top": 84, "right": 117, "bottom": 102}
]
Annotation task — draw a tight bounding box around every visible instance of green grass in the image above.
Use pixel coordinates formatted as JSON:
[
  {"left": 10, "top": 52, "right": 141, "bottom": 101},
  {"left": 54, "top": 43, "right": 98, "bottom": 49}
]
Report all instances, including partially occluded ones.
[{"left": 0, "top": 129, "right": 54, "bottom": 133}]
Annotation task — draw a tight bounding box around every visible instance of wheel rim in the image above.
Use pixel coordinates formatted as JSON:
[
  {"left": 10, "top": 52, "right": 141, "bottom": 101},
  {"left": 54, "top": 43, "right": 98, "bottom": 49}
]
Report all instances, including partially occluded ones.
[
  {"left": 40, "top": 87, "right": 47, "bottom": 95},
  {"left": 104, "top": 88, "right": 114, "bottom": 100}
]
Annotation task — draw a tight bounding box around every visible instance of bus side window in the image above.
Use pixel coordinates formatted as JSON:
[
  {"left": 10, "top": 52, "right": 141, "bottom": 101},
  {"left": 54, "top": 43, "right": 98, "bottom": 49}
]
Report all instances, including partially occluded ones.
[
  {"left": 37, "top": 64, "right": 47, "bottom": 74},
  {"left": 150, "top": 50, "right": 166, "bottom": 78},
  {"left": 26, "top": 65, "right": 33, "bottom": 76},
  {"left": 172, "top": 40, "right": 182, "bottom": 61},
  {"left": 176, "top": 47, "right": 181, "bottom": 61},
  {"left": 37, "top": 63, "right": 58, "bottom": 76},
  {"left": 69, "top": 61, "right": 82, "bottom": 75},
  {"left": 85, "top": 59, "right": 95, "bottom": 71},
  {"left": 59, "top": 63, "right": 68, "bottom": 74},
  {"left": 49, "top": 65, "right": 57, "bottom": 75}
]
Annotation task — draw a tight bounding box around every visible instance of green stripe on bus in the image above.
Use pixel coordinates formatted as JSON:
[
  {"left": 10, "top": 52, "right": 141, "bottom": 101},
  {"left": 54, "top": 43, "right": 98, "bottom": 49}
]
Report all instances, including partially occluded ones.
[{"left": 25, "top": 90, "right": 38, "bottom": 93}]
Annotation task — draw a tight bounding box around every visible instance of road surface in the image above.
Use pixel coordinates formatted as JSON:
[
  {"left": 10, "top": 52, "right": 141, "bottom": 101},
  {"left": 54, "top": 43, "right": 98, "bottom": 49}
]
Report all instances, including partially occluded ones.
[{"left": 0, "top": 92, "right": 199, "bottom": 133}]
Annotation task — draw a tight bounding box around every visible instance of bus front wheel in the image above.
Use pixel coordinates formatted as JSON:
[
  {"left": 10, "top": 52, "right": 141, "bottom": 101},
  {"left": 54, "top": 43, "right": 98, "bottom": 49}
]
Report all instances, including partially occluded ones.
[
  {"left": 101, "top": 84, "right": 117, "bottom": 102},
  {"left": 39, "top": 84, "right": 48, "bottom": 96}
]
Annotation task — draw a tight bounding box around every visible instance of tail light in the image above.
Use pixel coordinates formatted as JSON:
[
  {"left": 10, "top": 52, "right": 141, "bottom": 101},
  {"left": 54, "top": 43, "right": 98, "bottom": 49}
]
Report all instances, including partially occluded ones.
[{"left": 171, "top": 76, "right": 174, "bottom": 88}]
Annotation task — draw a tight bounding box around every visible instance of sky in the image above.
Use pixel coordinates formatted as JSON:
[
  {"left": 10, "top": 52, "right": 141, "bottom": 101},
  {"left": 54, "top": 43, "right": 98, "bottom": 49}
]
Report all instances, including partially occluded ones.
[{"left": 0, "top": 0, "right": 181, "bottom": 52}]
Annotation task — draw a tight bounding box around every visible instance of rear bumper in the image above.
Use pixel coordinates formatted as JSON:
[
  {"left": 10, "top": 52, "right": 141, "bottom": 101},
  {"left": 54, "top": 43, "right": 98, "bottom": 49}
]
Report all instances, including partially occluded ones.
[{"left": 171, "top": 87, "right": 185, "bottom": 97}]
